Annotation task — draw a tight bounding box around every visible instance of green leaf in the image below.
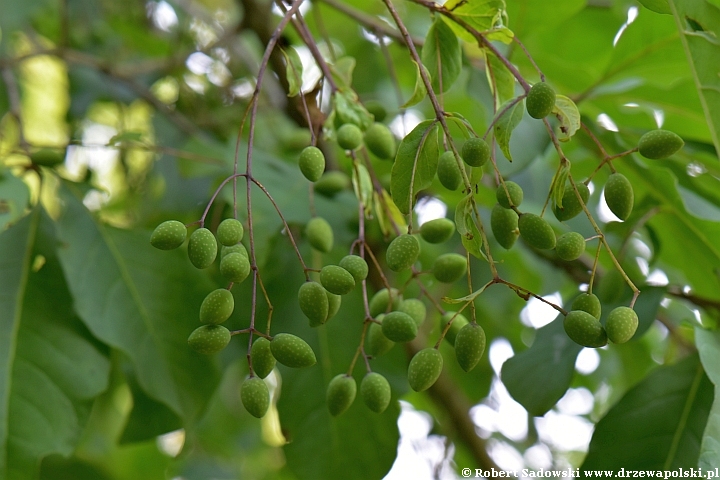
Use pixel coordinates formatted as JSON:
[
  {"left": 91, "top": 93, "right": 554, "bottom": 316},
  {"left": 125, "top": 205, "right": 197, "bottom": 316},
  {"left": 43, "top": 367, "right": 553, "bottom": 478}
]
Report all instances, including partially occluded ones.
[
  {"left": 333, "top": 90, "right": 373, "bottom": 130},
  {"left": 374, "top": 190, "right": 407, "bottom": 237},
  {"left": 455, "top": 194, "right": 473, "bottom": 237},
  {"left": 54, "top": 181, "right": 221, "bottom": 423},
  {"left": 445, "top": 112, "right": 474, "bottom": 139},
  {"left": 0, "top": 208, "right": 110, "bottom": 479},
  {"left": 0, "top": 168, "right": 30, "bottom": 231},
  {"left": 668, "top": 0, "right": 720, "bottom": 156},
  {"left": 421, "top": 17, "right": 462, "bottom": 93},
  {"left": 696, "top": 328, "right": 720, "bottom": 469},
  {"left": 501, "top": 315, "right": 582, "bottom": 416},
  {"left": 639, "top": 0, "right": 672, "bottom": 15},
  {"left": 582, "top": 354, "right": 713, "bottom": 470},
  {"left": 351, "top": 163, "right": 372, "bottom": 217},
  {"left": 485, "top": 49, "right": 516, "bottom": 105},
  {"left": 281, "top": 47, "right": 304, "bottom": 97},
  {"left": 461, "top": 211, "right": 486, "bottom": 261},
  {"left": 493, "top": 98, "right": 525, "bottom": 162},
  {"left": 402, "top": 60, "right": 429, "bottom": 108},
  {"left": 552, "top": 94, "right": 581, "bottom": 141},
  {"left": 549, "top": 165, "right": 570, "bottom": 210},
  {"left": 443, "top": 0, "right": 507, "bottom": 42},
  {"left": 390, "top": 120, "right": 440, "bottom": 215},
  {"left": 330, "top": 57, "right": 356, "bottom": 91},
  {"left": 107, "top": 131, "right": 143, "bottom": 146}
]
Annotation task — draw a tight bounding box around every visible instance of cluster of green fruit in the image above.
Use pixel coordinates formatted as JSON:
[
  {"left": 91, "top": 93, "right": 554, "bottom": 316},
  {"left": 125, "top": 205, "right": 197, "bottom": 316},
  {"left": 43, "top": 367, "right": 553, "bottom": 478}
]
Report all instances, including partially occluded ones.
[{"left": 564, "top": 293, "right": 639, "bottom": 347}]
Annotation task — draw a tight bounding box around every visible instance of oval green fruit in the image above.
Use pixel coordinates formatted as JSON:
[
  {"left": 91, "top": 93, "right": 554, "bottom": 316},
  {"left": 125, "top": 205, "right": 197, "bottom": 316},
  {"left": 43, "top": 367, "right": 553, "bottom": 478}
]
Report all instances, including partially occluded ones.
[
  {"left": 270, "top": 333, "right": 317, "bottom": 368},
  {"left": 199, "top": 288, "right": 234, "bottom": 324},
  {"left": 326, "top": 374, "right": 357, "bottom": 416},
  {"left": 461, "top": 138, "right": 490, "bottom": 167},
  {"left": 326, "top": 290, "right": 342, "bottom": 322},
  {"left": 526, "top": 82, "right": 556, "bottom": 119},
  {"left": 455, "top": 323, "right": 486, "bottom": 372},
  {"left": 221, "top": 243, "right": 247, "bottom": 259},
  {"left": 604, "top": 173, "right": 634, "bottom": 221},
  {"left": 339, "top": 255, "right": 368, "bottom": 283},
  {"left": 188, "top": 325, "right": 231, "bottom": 354},
  {"left": 305, "top": 217, "right": 334, "bottom": 253},
  {"left": 496, "top": 181, "right": 524, "bottom": 209},
  {"left": 420, "top": 218, "right": 455, "bottom": 244},
  {"left": 298, "top": 281, "right": 330, "bottom": 327},
  {"left": 361, "top": 372, "right": 391, "bottom": 413},
  {"left": 638, "top": 129, "right": 684, "bottom": 159},
  {"left": 440, "top": 312, "right": 469, "bottom": 346},
  {"left": 367, "top": 318, "right": 394, "bottom": 357},
  {"left": 408, "top": 348, "right": 443, "bottom": 392},
  {"left": 298, "top": 146, "right": 326, "bottom": 182},
  {"left": 491, "top": 204, "right": 519, "bottom": 249},
  {"left": 518, "top": 213, "right": 556, "bottom": 250},
  {"left": 437, "top": 151, "right": 463, "bottom": 191},
  {"left": 554, "top": 183, "right": 590, "bottom": 221},
  {"left": 369, "top": 288, "right": 402, "bottom": 317},
  {"left": 364, "top": 122, "right": 396, "bottom": 160},
  {"left": 381, "top": 311, "right": 418, "bottom": 342},
  {"left": 572, "top": 293, "right": 601, "bottom": 319},
  {"left": 605, "top": 306, "right": 639, "bottom": 344},
  {"left": 241, "top": 377, "right": 270, "bottom": 418},
  {"left": 398, "top": 298, "right": 426, "bottom": 328},
  {"left": 365, "top": 100, "right": 387, "bottom": 122},
  {"left": 556, "top": 232, "right": 586, "bottom": 261},
  {"left": 220, "top": 252, "right": 251, "bottom": 283},
  {"left": 563, "top": 311, "right": 608, "bottom": 348},
  {"left": 320, "top": 265, "right": 356, "bottom": 295},
  {"left": 150, "top": 220, "right": 187, "bottom": 250},
  {"left": 433, "top": 253, "right": 467, "bottom": 283},
  {"left": 386, "top": 234, "right": 420, "bottom": 272},
  {"left": 314, "top": 171, "right": 351, "bottom": 197},
  {"left": 336, "top": 123, "right": 363, "bottom": 150},
  {"left": 217, "top": 218, "right": 244, "bottom": 246},
  {"left": 251, "top": 337, "right": 276, "bottom": 379},
  {"left": 188, "top": 228, "right": 218, "bottom": 269}
]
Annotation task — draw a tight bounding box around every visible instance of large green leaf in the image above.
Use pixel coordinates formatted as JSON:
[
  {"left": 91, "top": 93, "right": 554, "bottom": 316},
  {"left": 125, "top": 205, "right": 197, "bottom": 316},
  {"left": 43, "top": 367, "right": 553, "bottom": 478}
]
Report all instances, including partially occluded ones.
[
  {"left": 54, "top": 182, "right": 221, "bottom": 423},
  {"left": 582, "top": 354, "right": 714, "bottom": 471},
  {"left": 390, "top": 120, "right": 440, "bottom": 214},
  {"left": 500, "top": 315, "right": 582, "bottom": 416},
  {"left": 421, "top": 17, "right": 462, "bottom": 93},
  {"left": 493, "top": 98, "right": 525, "bottom": 162},
  {"left": 0, "top": 208, "right": 110, "bottom": 480},
  {"left": 696, "top": 328, "right": 720, "bottom": 469}
]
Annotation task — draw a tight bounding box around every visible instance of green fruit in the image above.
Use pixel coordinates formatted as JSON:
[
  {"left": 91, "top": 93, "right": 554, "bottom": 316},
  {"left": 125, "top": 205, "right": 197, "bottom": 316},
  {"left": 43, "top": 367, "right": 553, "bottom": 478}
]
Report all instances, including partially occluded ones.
[
  {"left": 30, "top": 148, "right": 65, "bottom": 167},
  {"left": 455, "top": 323, "right": 486, "bottom": 372},
  {"left": 386, "top": 234, "right": 420, "bottom": 272},
  {"left": 150, "top": 220, "right": 187, "bottom": 250},
  {"left": 604, "top": 173, "right": 634, "bottom": 221},
  {"left": 326, "top": 374, "right": 357, "bottom": 416},
  {"left": 461, "top": 138, "right": 491, "bottom": 167},
  {"left": 526, "top": 82, "right": 556, "bottom": 119},
  {"left": 241, "top": 377, "right": 270, "bottom": 418},
  {"left": 572, "top": 293, "right": 601, "bottom": 319},
  {"left": 188, "top": 228, "right": 218, "bottom": 269},
  {"left": 270, "top": 333, "right": 317, "bottom": 368},
  {"left": 188, "top": 325, "right": 231, "bottom": 354},
  {"left": 220, "top": 252, "right": 251, "bottom": 283},
  {"left": 398, "top": 298, "right": 426, "bottom": 328},
  {"left": 305, "top": 217, "right": 334, "bottom": 253},
  {"left": 361, "top": 372, "right": 391, "bottom": 413},
  {"left": 381, "top": 311, "right": 418, "bottom": 342},
  {"left": 420, "top": 218, "right": 455, "bottom": 244},
  {"left": 251, "top": 337, "right": 276, "bottom": 379},
  {"left": 365, "top": 100, "right": 387, "bottom": 122},
  {"left": 337, "top": 123, "right": 363, "bottom": 150},
  {"left": 314, "top": 171, "right": 351, "bottom": 197},
  {"left": 339, "top": 255, "right": 368, "bottom": 283},
  {"left": 217, "top": 218, "right": 244, "bottom": 246},
  {"left": 440, "top": 312, "right": 469, "bottom": 346},
  {"left": 320, "top": 265, "right": 356, "bottom": 295},
  {"left": 221, "top": 243, "right": 248, "bottom": 259},
  {"left": 563, "top": 311, "right": 608, "bottom": 348},
  {"left": 298, "top": 281, "right": 329, "bottom": 327},
  {"left": 518, "top": 213, "right": 556, "bottom": 250},
  {"left": 299, "top": 146, "right": 326, "bottom": 182},
  {"left": 199, "top": 288, "right": 235, "bottom": 324},
  {"left": 496, "top": 181, "right": 524, "bottom": 209},
  {"left": 638, "top": 129, "right": 684, "bottom": 159},
  {"left": 367, "top": 318, "right": 394, "bottom": 357},
  {"left": 437, "top": 151, "right": 463, "bottom": 191},
  {"left": 369, "top": 288, "right": 402, "bottom": 317},
  {"left": 491, "top": 204, "right": 519, "bottom": 249},
  {"left": 605, "top": 306, "right": 639, "bottom": 344},
  {"left": 556, "top": 232, "right": 586, "bottom": 261},
  {"left": 554, "top": 183, "right": 590, "bottom": 221},
  {"left": 364, "top": 122, "right": 396, "bottom": 160},
  {"left": 408, "top": 348, "right": 443, "bottom": 392},
  {"left": 433, "top": 253, "right": 467, "bottom": 283},
  {"left": 326, "top": 291, "right": 342, "bottom": 322}
]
